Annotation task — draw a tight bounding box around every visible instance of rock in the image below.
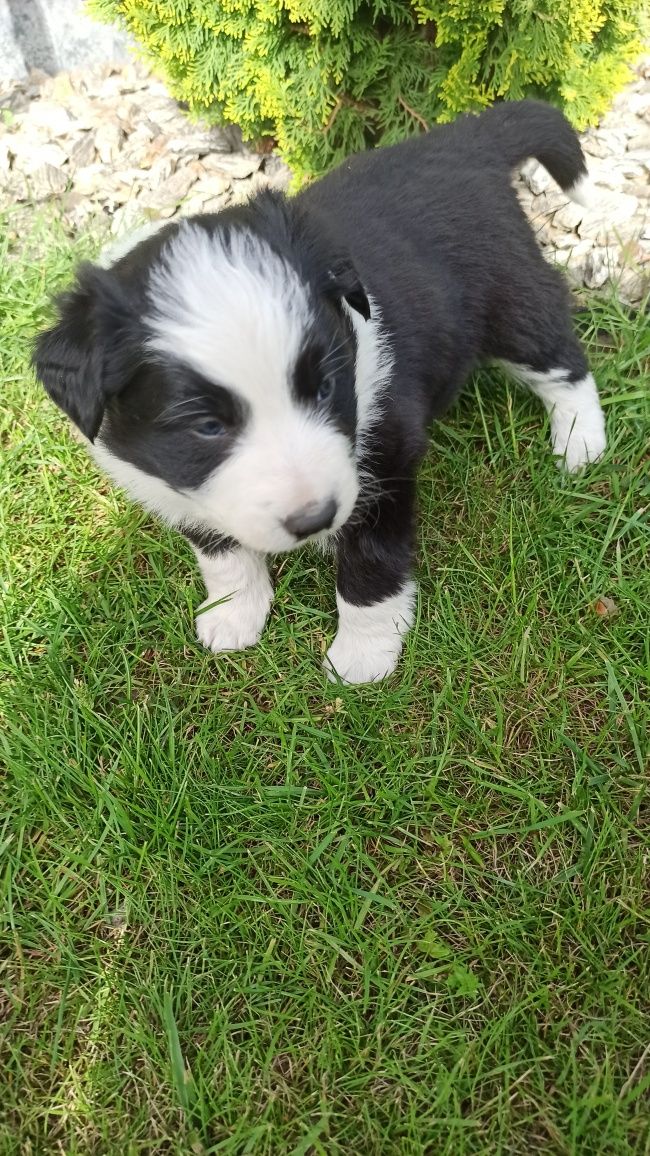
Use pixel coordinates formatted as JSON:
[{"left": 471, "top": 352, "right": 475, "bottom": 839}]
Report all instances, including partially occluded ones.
[
  {"left": 623, "top": 181, "right": 650, "bottom": 199},
  {"left": 165, "top": 130, "right": 232, "bottom": 157},
  {"left": 263, "top": 155, "right": 291, "bottom": 189},
  {"left": 3, "top": 172, "right": 28, "bottom": 200},
  {"left": 56, "top": 93, "right": 99, "bottom": 132},
  {"left": 110, "top": 200, "right": 147, "bottom": 236},
  {"left": 578, "top": 192, "right": 641, "bottom": 241},
  {"left": 527, "top": 188, "right": 567, "bottom": 216},
  {"left": 101, "top": 169, "right": 150, "bottom": 205},
  {"left": 572, "top": 238, "right": 603, "bottom": 263},
  {"left": 553, "top": 228, "right": 584, "bottom": 249},
  {"left": 191, "top": 172, "right": 230, "bottom": 199},
  {"left": 582, "top": 135, "right": 611, "bottom": 159},
  {"left": 550, "top": 248, "right": 573, "bottom": 267},
  {"left": 3, "top": 129, "right": 41, "bottom": 165},
  {"left": 94, "top": 73, "right": 134, "bottom": 102},
  {"left": 73, "top": 162, "right": 112, "bottom": 197},
  {"left": 583, "top": 248, "right": 612, "bottom": 289},
  {"left": 589, "top": 128, "right": 629, "bottom": 155},
  {"left": 27, "top": 100, "right": 74, "bottom": 137},
  {"left": 68, "top": 133, "right": 97, "bottom": 171},
  {"left": 46, "top": 73, "right": 77, "bottom": 106},
  {"left": 115, "top": 99, "right": 141, "bottom": 131},
  {"left": 564, "top": 261, "right": 588, "bottom": 291},
  {"left": 596, "top": 110, "right": 639, "bottom": 138},
  {"left": 144, "top": 97, "right": 185, "bottom": 129},
  {"left": 553, "top": 201, "right": 587, "bottom": 231},
  {"left": 628, "top": 92, "right": 650, "bottom": 117},
  {"left": 587, "top": 156, "right": 642, "bottom": 188},
  {"left": 206, "top": 152, "right": 262, "bottom": 179},
  {"left": 522, "top": 162, "right": 552, "bottom": 196},
  {"left": 121, "top": 130, "right": 168, "bottom": 169},
  {"left": 138, "top": 166, "right": 199, "bottom": 211},
  {"left": 530, "top": 220, "right": 554, "bottom": 247},
  {"left": 15, "top": 140, "right": 69, "bottom": 173},
  {"left": 182, "top": 191, "right": 230, "bottom": 217},
  {"left": 28, "top": 163, "right": 68, "bottom": 200},
  {"left": 61, "top": 190, "right": 96, "bottom": 229},
  {"left": 624, "top": 150, "right": 650, "bottom": 172},
  {"left": 61, "top": 189, "right": 87, "bottom": 214},
  {"left": 626, "top": 129, "right": 650, "bottom": 153},
  {"left": 94, "top": 122, "right": 126, "bottom": 164},
  {"left": 147, "top": 155, "right": 178, "bottom": 186},
  {"left": 616, "top": 266, "right": 649, "bottom": 301}
]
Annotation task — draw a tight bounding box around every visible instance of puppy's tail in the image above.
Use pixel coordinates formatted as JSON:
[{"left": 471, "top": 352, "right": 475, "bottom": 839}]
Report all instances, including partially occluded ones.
[{"left": 474, "top": 99, "right": 594, "bottom": 206}]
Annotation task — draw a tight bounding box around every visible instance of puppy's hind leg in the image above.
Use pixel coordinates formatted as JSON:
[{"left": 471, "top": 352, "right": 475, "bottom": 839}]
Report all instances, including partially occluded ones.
[{"left": 502, "top": 340, "right": 606, "bottom": 472}]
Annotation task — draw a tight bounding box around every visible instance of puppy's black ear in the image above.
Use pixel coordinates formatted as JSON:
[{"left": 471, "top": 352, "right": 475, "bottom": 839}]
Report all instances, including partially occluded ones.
[
  {"left": 326, "top": 258, "right": 371, "bottom": 321},
  {"left": 32, "top": 263, "right": 137, "bottom": 441}
]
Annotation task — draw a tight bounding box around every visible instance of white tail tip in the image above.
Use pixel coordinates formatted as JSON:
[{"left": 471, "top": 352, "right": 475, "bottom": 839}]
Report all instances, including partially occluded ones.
[{"left": 565, "top": 175, "right": 596, "bottom": 209}]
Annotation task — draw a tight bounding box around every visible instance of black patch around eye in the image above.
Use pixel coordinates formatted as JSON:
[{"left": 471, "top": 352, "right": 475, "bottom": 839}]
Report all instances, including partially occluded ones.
[
  {"left": 100, "top": 360, "right": 250, "bottom": 491},
  {"left": 163, "top": 365, "right": 247, "bottom": 430}
]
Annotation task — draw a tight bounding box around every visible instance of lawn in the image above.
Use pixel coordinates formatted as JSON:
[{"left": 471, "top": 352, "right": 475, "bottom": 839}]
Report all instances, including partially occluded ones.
[{"left": 1, "top": 211, "right": 649, "bottom": 1155}]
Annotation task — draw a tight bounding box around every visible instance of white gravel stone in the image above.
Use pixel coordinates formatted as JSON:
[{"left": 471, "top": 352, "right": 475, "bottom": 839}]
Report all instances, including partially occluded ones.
[
  {"left": 584, "top": 248, "right": 612, "bottom": 289},
  {"left": 94, "top": 121, "right": 125, "bottom": 163},
  {"left": 626, "top": 129, "right": 650, "bottom": 152},
  {"left": 27, "top": 101, "right": 75, "bottom": 137},
  {"left": 68, "top": 132, "right": 96, "bottom": 170},
  {"left": 28, "top": 162, "right": 68, "bottom": 200},
  {"left": 14, "top": 139, "right": 69, "bottom": 172},
  {"left": 73, "top": 161, "right": 111, "bottom": 196},
  {"left": 521, "top": 160, "right": 552, "bottom": 195},
  {"left": 616, "top": 266, "right": 649, "bottom": 299},
  {"left": 553, "top": 201, "right": 588, "bottom": 230}
]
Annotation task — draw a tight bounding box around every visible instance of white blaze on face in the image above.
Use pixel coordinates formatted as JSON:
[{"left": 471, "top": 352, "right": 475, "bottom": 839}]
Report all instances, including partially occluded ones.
[{"left": 144, "top": 222, "right": 359, "bottom": 552}]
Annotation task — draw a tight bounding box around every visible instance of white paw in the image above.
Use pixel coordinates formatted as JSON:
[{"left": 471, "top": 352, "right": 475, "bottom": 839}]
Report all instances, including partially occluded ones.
[
  {"left": 193, "top": 547, "right": 272, "bottom": 654},
  {"left": 323, "top": 583, "right": 416, "bottom": 685},
  {"left": 551, "top": 412, "right": 607, "bottom": 472},
  {"left": 325, "top": 631, "right": 404, "bottom": 684},
  {"left": 196, "top": 589, "right": 270, "bottom": 652},
  {"left": 545, "top": 372, "right": 607, "bottom": 472}
]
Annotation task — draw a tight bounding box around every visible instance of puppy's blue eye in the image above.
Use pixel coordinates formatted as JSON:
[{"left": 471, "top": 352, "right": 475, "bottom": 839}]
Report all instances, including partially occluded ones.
[
  {"left": 194, "top": 418, "right": 225, "bottom": 438},
  {"left": 317, "top": 376, "right": 335, "bottom": 405}
]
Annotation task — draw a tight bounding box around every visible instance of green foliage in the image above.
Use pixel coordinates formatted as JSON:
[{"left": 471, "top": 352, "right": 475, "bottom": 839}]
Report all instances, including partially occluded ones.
[{"left": 89, "top": 0, "right": 645, "bottom": 178}]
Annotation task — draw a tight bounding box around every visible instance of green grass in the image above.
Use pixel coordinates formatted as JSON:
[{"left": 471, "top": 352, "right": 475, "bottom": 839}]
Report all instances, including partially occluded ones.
[{"left": 1, "top": 210, "right": 649, "bottom": 1155}]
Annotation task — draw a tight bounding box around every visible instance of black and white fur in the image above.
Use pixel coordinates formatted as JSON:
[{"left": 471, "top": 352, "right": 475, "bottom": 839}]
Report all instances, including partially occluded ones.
[{"left": 33, "top": 101, "right": 607, "bottom": 683}]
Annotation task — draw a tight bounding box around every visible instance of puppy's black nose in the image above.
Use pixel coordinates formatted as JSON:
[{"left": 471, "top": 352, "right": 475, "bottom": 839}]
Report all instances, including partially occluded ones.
[{"left": 284, "top": 497, "right": 337, "bottom": 539}]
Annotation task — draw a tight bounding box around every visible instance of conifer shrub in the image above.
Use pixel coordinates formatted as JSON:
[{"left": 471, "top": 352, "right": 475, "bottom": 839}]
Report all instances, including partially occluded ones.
[{"left": 90, "top": 0, "right": 646, "bottom": 180}]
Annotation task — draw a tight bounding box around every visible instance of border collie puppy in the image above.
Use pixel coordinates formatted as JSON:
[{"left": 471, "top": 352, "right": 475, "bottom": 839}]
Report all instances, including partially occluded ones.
[{"left": 33, "top": 100, "right": 606, "bottom": 684}]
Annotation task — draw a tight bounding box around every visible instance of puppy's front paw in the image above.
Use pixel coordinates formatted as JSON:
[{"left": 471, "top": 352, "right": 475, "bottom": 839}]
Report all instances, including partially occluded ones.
[
  {"left": 325, "top": 631, "right": 404, "bottom": 684},
  {"left": 196, "top": 589, "right": 271, "bottom": 653},
  {"left": 194, "top": 548, "right": 273, "bottom": 654},
  {"left": 324, "top": 583, "right": 416, "bottom": 685}
]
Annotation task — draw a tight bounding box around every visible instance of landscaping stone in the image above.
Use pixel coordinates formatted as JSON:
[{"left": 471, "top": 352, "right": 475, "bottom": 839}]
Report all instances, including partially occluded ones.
[{"left": 1, "top": 55, "right": 648, "bottom": 303}]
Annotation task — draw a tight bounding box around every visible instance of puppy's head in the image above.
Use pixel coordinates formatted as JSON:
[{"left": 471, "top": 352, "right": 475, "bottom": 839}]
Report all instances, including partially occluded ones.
[{"left": 33, "top": 196, "right": 370, "bottom": 554}]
